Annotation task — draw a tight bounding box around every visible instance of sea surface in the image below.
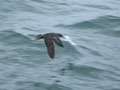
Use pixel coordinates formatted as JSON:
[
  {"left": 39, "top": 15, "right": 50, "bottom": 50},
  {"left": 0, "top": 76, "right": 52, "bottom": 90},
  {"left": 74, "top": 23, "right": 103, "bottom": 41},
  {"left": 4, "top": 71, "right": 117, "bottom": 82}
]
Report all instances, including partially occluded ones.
[{"left": 0, "top": 0, "right": 120, "bottom": 90}]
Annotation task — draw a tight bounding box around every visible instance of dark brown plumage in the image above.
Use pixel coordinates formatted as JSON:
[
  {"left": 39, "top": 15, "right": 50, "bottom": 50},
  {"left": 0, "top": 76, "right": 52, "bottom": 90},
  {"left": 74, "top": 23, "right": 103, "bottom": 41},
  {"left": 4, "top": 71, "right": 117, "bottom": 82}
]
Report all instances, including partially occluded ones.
[{"left": 35, "top": 33, "right": 64, "bottom": 59}]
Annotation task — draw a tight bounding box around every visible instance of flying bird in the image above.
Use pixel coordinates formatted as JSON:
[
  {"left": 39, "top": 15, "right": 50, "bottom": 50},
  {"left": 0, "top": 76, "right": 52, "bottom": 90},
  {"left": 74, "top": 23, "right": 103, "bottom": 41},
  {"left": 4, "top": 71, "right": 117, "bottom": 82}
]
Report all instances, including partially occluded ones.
[{"left": 35, "top": 33, "right": 64, "bottom": 59}]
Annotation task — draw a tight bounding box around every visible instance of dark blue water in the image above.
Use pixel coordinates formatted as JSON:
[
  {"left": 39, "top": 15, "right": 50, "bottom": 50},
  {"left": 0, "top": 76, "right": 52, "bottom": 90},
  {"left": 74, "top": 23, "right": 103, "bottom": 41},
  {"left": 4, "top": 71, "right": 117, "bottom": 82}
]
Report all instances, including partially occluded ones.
[{"left": 0, "top": 0, "right": 120, "bottom": 90}]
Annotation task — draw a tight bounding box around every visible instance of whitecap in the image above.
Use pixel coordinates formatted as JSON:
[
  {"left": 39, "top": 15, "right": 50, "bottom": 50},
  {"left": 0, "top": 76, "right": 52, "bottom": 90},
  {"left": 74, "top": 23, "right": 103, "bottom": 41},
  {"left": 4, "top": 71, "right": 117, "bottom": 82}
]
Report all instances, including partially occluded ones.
[{"left": 63, "top": 35, "right": 77, "bottom": 46}]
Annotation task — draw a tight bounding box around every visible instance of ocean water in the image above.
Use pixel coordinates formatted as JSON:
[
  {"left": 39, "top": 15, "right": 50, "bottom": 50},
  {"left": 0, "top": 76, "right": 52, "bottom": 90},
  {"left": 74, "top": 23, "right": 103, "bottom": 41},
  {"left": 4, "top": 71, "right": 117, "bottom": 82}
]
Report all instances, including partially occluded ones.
[{"left": 0, "top": 0, "right": 120, "bottom": 90}]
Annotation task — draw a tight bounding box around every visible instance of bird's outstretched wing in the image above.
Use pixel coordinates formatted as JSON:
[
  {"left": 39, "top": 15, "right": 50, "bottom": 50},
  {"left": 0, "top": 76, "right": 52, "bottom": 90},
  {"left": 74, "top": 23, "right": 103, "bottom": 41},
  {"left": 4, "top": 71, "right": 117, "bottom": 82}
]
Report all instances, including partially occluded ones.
[
  {"left": 45, "top": 37, "right": 54, "bottom": 59},
  {"left": 53, "top": 36, "right": 64, "bottom": 47}
]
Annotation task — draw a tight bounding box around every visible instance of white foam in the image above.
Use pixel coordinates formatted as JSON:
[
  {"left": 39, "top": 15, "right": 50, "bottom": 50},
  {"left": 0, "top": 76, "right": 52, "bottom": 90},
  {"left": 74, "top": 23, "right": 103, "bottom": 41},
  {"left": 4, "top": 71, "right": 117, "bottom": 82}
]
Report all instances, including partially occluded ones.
[{"left": 63, "top": 35, "right": 77, "bottom": 46}]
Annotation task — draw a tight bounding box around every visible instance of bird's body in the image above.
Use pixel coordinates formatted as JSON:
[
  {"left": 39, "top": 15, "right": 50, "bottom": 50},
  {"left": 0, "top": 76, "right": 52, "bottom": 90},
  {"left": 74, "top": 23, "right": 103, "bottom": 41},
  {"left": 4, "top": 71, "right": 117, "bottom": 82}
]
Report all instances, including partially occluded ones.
[{"left": 35, "top": 33, "right": 64, "bottom": 59}]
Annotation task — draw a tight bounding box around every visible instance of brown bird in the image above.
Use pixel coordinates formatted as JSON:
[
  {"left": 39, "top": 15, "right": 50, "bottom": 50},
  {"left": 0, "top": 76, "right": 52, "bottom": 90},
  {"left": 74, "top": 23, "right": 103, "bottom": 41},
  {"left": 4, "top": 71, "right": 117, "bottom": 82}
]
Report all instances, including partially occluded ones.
[{"left": 35, "top": 33, "right": 64, "bottom": 59}]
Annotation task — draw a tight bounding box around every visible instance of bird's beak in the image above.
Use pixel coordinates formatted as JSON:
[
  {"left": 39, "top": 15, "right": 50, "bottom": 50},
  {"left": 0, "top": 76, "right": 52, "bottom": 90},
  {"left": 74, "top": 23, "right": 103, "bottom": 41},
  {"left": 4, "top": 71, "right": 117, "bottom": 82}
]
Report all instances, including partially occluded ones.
[{"left": 34, "top": 37, "right": 39, "bottom": 41}]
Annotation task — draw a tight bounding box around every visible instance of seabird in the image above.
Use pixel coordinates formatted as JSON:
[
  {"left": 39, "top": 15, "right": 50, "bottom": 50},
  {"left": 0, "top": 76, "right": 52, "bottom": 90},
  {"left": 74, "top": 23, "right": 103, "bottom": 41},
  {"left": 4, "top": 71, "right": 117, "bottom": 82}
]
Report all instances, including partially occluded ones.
[{"left": 35, "top": 33, "right": 64, "bottom": 59}]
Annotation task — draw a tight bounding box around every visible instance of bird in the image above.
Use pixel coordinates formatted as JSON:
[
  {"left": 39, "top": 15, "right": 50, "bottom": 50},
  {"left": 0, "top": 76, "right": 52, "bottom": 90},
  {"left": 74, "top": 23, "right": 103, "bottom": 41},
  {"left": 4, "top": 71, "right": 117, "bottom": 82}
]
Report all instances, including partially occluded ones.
[{"left": 35, "top": 33, "right": 64, "bottom": 59}]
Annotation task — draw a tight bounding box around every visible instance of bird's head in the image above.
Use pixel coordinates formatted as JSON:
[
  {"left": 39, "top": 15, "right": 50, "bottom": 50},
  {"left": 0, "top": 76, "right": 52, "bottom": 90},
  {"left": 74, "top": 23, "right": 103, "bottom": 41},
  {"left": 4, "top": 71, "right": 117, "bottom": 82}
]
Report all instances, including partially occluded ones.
[{"left": 35, "top": 34, "right": 44, "bottom": 40}]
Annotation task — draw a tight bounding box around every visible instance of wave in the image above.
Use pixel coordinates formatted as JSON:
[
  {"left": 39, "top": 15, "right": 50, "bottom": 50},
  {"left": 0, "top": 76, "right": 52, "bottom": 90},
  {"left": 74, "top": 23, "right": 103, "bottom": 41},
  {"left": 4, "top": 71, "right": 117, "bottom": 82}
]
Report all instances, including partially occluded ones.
[
  {"left": 0, "top": 30, "right": 32, "bottom": 43},
  {"left": 55, "top": 15, "right": 120, "bottom": 29},
  {"left": 83, "top": 4, "right": 112, "bottom": 10},
  {"left": 66, "top": 63, "right": 104, "bottom": 77}
]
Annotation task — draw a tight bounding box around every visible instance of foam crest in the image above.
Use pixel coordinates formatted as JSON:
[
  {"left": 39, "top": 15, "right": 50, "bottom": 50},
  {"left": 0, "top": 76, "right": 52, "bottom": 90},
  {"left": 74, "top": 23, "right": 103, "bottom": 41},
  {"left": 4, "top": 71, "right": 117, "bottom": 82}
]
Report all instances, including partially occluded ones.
[{"left": 63, "top": 35, "right": 77, "bottom": 46}]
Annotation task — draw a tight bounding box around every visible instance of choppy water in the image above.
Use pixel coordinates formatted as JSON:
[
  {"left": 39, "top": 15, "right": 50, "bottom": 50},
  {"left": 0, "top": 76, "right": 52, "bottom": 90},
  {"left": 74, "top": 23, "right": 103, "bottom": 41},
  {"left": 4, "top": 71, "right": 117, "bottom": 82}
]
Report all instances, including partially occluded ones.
[{"left": 0, "top": 0, "right": 120, "bottom": 90}]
